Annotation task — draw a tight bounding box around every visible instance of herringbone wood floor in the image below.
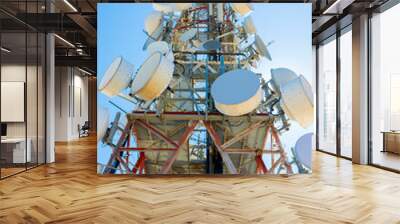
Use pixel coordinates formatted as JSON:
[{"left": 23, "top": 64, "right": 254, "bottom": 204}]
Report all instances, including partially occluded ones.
[{"left": 1, "top": 136, "right": 400, "bottom": 224}]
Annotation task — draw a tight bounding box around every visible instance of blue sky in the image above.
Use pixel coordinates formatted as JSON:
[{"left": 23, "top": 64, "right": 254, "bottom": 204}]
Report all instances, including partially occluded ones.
[{"left": 97, "top": 3, "right": 312, "bottom": 165}]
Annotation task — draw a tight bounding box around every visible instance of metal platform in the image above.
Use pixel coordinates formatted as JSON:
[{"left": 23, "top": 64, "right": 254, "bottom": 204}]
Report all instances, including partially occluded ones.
[{"left": 101, "top": 111, "right": 292, "bottom": 175}]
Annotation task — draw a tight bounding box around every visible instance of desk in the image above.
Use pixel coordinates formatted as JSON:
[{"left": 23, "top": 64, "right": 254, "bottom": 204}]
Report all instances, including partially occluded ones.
[
  {"left": 382, "top": 131, "right": 400, "bottom": 154},
  {"left": 1, "top": 138, "right": 31, "bottom": 163}
]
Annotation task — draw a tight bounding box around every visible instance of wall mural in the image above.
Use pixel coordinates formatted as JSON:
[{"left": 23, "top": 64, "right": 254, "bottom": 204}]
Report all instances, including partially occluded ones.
[{"left": 97, "top": 3, "right": 314, "bottom": 175}]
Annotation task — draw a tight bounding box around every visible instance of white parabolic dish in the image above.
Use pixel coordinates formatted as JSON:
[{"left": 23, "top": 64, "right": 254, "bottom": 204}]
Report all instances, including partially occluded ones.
[
  {"left": 211, "top": 69, "right": 263, "bottom": 116},
  {"left": 180, "top": 28, "right": 197, "bottom": 42},
  {"left": 144, "top": 11, "right": 163, "bottom": 35},
  {"left": 97, "top": 107, "right": 110, "bottom": 142},
  {"left": 143, "top": 11, "right": 164, "bottom": 50},
  {"left": 175, "top": 3, "right": 192, "bottom": 11},
  {"left": 153, "top": 3, "right": 173, "bottom": 13},
  {"left": 243, "top": 16, "right": 257, "bottom": 34},
  {"left": 271, "top": 67, "right": 298, "bottom": 89},
  {"left": 231, "top": 3, "right": 253, "bottom": 16},
  {"left": 254, "top": 34, "right": 272, "bottom": 61},
  {"left": 153, "top": 3, "right": 192, "bottom": 13},
  {"left": 147, "top": 41, "right": 174, "bottom": 62},
  {"left": 98, "top": 56, "right": 134, "bottom": 97},
  {"left": 131, "top": 51, "right": 174, "bottom": 101},
  {"left": 280, "top": 75, "right": 314, "bottom": 128}
]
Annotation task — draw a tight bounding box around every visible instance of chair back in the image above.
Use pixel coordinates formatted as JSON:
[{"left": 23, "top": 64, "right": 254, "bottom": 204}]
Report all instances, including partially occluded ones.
[{"left": 82, "top": 121, "right": 90, "bottom": 129}]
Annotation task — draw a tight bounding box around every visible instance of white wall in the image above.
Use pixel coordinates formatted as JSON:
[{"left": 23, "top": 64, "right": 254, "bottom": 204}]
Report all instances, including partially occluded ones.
[
  {"left": 55, "top": 67, "right": 89, "bottom": 141},
  {"left": 312, "top": 45, "right": 316, "bottom": 150},
  {"left": 1, "top": 65, "right": 36, "bottom": 138},
  {"left": 1, "top": 65, "right": 27, "bottom": 139},
  {"left": 55, "top": 67, "right": 69, "bottom": 141},
  {"left": 72, "top": 73, "right": 89, "bottom": 138},
  {"left": 1, "top": 64, "right": 46, "bottom": 163}
]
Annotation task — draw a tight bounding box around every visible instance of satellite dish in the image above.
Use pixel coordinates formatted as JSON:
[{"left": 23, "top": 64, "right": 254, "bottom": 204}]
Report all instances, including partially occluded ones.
[
  {"left": 143, "top": 12, "right": 164, "bottom": 50},
  {"left": 147, "top": 41, "right": 174, "bottom": 62},
  {"left": 144, "top": 11, "right": 163, "bottom": 35},
  {"left": 143, "top": 25, "right": 164, "bottom": 50},
  {"left": 243, "top": 16, "right": 257, "bottom": 34},
  {"left": 271, "top": 68, "right": 298, "bottom": 89},
  {"left": 153, "top": 3, "right": 174, "bottom": 13},
  {"left": 180, "top": 28, "right": 197, "bottom": 42},
  {"left": 147, "top": 41, "right": 169, "bottom": 55},
  {"left": 231, "top": 3, "right": 253, "bottom": 16},
  {"left": 98, "top": 57, "right": 134, "bottom": 97},
  {"left": 294, "top": 133, "right": 313, "bottom": 169},
  {"left": 280, "top": 75, "right": 314, "bottom": 128},
  {"left": 211, "top": 69, "right": 263, "bottom": 116},
  {"left": 97, "top": 107, "right": 110, "bottom": 142},
  {"left": 202, "top": 40, "right": 221, "bottom": 51},
  {"left": 175, "top": 3, "right": 192, "bottom": 11},
  {"left": 238, "top": 37, "right": 252, "bottom": 51},
  {"left": 254, "top": 34, "right": 272, "bottom": 61},
  {"left": 131, "top": 51, "right": 175, "bottom": 101},
  {"left": 153, "top": 3, "right": 192, "bottom": 13}
]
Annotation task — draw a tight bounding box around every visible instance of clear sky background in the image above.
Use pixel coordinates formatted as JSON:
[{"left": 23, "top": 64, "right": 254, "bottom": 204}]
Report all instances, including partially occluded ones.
[{"left": 97, "top": 3, "right": 312, "bottom": 165}]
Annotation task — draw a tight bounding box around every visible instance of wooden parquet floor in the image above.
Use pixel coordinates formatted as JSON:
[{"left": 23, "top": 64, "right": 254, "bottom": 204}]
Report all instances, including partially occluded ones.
[{"left": 1, "top": 136, "right": 400, "bottom": 224}]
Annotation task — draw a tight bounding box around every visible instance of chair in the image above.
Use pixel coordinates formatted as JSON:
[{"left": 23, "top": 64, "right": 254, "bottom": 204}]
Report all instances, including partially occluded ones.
[{"left": 79, "top": 121, "right": 90, "bottom": 138}]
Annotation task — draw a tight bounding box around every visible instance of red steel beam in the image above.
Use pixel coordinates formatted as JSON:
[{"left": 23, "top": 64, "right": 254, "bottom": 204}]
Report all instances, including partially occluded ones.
[
  {"left": 269, "top": 157, "right": 283, "bottom": 173},
  {"left": 255, "top": 154, "right": 268, "bottom": 174},
  {"left": 132, "top": 152, "right": 146, "bottom": 174},
  {"left": 224, "top": 148, "right": 281, "bottom": 154},
  {"left": 118, "top": 147, "right": 177, "bottom": 152},
  {"left": 132, "top": 153, "right": 144, "bottom": 174},
  {"left": 270, "top": 127, "right": 293, "bottom": 174},
  {"left": 220, "top": 121, "right": 265, "bottom": 150},
  {"left": 130, "top": 111, "right": 270, "bottom": 116},
  {"left": 135, "top": 119, "right": 179, "bottom": 148},
  {"left": 127, "top": 117, "right": 288, "bottom": 175},
  {"left": 107, "top": 120, "right": 133, "bottom": 174},
  {"left": 203, "top": 121, "right": 238, "bottom": 174},
  {"left": 160, "top": 121, "right": 199, "bottom": 174}
]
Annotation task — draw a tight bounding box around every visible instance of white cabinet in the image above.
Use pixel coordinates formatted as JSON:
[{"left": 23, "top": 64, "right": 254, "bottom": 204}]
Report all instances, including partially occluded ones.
[
  {"left": 1, "top": 82, "right": 25, "bottom": 122},
  {"left": 1, "top": 138, "right": 31, "bottom": 163}
]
